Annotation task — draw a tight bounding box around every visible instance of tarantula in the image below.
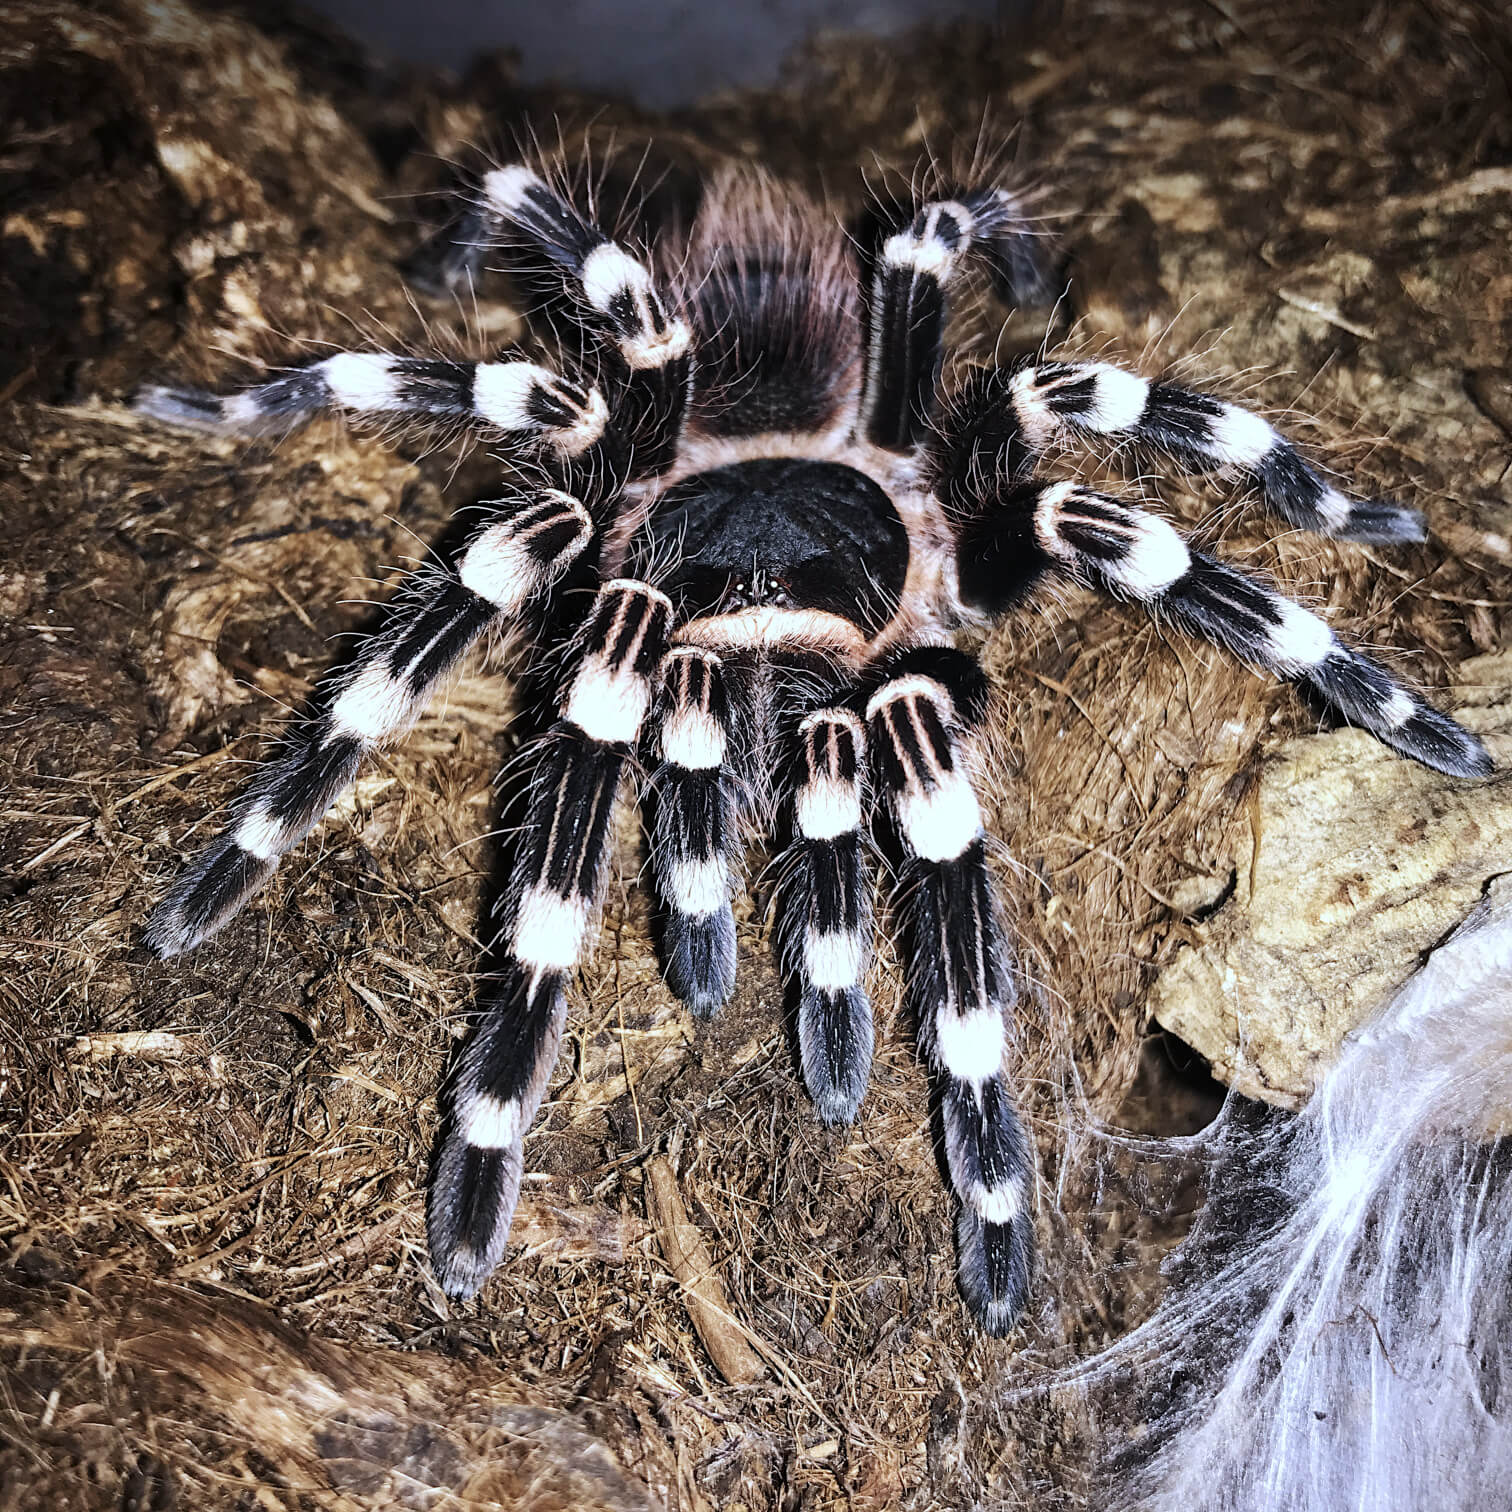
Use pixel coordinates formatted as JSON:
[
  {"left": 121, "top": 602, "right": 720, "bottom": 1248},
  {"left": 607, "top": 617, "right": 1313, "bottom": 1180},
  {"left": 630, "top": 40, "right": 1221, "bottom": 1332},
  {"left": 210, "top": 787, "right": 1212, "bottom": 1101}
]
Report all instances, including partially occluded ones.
[{"left": 138, "top": 159, "right": 1490, "bottom": 1336}]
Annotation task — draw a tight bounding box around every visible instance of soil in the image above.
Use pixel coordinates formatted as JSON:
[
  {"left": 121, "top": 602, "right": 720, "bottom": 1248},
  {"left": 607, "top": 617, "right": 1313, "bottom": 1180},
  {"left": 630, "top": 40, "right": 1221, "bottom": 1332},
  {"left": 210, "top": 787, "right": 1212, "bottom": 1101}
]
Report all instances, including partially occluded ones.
[{"left": 1, "top": 0, "right": 1506, "bottom": 1506}]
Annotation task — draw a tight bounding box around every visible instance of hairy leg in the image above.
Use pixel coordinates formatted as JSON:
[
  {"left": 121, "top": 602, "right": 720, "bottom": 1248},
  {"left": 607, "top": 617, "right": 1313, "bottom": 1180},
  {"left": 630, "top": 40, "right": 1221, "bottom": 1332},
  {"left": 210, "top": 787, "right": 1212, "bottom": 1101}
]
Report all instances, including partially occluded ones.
[
  {"left": 868, "top": 655, "right": 1035, "bottom": 1335},
  {"left": 427, "top": 579, "right": 672, "bottom": 1299},
  {"left": 650, "top": 647, "right": 740, "bottom": 1017},
  {"left": 778, "top": 706, "right": 875, "bottom": 1125},
  {"left": 936, "top": 360, "right": 1427, "bottom": 544},
  {"left": 145, "top": 489, "right": 594, "bottom": 956},
  {"left": 136, "top": 352, "right": 606, "bottom": 452},
  {"left": 859, "top": 186, "right": 1047, "bottom": 452},
  {"left": 956, "top": 480, "right": 1490, "bottom": 778}
]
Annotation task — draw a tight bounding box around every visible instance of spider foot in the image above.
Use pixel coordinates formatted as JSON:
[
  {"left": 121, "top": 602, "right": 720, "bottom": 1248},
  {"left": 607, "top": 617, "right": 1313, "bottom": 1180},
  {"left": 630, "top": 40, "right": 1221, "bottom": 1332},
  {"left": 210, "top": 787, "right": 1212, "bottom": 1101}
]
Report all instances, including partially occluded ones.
[
  {"left": 134, "top": 382, "right": 248, "bottom": 429},
  {"left": 664, "top": 905, "right": 737, "bottom": 1018},
  {"left": 1384, "top": 702, "right": 1493, "bottom": 778},
  {"left": 142, "top": 834, "right": 277, "bottom": 957},
  {"left": 957, "top": 1206, "right": 1033, "bottom": 1337},
  {"left": 1306, "top": 652, "right": 1494, "bottom": 777},
  {"left": 427, "top": 1139, "right": 525, "bottom": 1301},
  {"left": 942, "top": 1075, "right": 1035, "bottom": 1334},
  {"left": 782, "top": 708, "right": 874, "bottom": 1123},
  {"left": 1328, "top": 496, "right": 1427, "bottom": 545},
  {"left": 798, "top": 984, "right": 875, "bottom": 1126},
  {"left": 429, "top": 967, "right": 570, "bottom": 1300}
]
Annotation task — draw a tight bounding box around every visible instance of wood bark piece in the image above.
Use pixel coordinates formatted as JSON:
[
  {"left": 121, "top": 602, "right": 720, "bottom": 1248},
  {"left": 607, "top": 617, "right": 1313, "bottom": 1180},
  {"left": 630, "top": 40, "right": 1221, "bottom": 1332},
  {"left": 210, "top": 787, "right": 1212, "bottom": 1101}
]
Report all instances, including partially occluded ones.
[
  {"left": 644, "top": 1156, "right": 767, "bottom": 1386},
  {"left": 6, "top": 1277, "right": 662, "bottom": 1512},
  {"left": 1151, "top": 652, "right": 1512, "bottom": 1107}
]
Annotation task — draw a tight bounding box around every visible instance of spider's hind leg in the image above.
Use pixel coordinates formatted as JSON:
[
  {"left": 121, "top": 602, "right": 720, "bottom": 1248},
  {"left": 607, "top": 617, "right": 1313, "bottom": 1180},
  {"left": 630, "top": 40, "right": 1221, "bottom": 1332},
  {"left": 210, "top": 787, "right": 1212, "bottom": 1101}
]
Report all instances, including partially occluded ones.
[
  {"left": 462, "top": 164, "right": 695, "bottom": 507},
  {"left": 475, "top": 165, "right": 691, "bottom": 377},
  {"left": 867, "top": 652, "right": 1036, "bottom": 1335}
]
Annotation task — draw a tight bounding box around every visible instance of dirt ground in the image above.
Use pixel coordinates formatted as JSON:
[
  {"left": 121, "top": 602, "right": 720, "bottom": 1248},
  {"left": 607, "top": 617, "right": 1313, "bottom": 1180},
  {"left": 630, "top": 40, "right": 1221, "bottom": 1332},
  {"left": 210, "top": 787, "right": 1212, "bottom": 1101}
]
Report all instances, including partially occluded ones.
[{"left": 1, "top": 0, "right": 1508, "bottom": 1506}]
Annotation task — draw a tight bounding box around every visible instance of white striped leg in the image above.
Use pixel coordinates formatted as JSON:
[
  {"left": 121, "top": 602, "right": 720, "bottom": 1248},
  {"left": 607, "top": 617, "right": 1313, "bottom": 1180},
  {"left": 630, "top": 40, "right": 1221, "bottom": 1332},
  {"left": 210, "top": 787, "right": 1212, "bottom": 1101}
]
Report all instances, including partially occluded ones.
[
  {"left": 428, "top": 579, "right": 672, "bottom": 1300},
  {"left": 1025, "top": 481, "right": 1492, "bottom": 778},
  {"left": 861, "top": 187, "right": 1046, "bottom": 452},
  {"left": 477, "top": 166, "right": 691, "bottom": 373},
  {"left": 868, "top": 672, "right": 1033, "bottom": 1335},
  {"left": 998, "top": 359, "right": 1424, "bottom": 543},
  {"left": 651, "top": 648, "right": 738, "bottom": 1018},
  {"left": 143, "top": 490, "right": 594, "bottom": 957},
  {"left": 135, "top": 353, "right": 607, "bottom": 454},
  {"left": 777, "top": 708, "right": 874, "bottom": 1125}
]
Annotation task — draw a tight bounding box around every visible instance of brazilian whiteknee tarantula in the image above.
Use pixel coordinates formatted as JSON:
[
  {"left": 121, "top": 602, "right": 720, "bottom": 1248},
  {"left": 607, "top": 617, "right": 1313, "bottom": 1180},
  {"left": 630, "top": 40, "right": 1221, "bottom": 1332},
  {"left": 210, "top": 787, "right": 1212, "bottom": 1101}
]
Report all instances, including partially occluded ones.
[{"left": 139, "top": 160, "right": 1490, "bottom": 1336}]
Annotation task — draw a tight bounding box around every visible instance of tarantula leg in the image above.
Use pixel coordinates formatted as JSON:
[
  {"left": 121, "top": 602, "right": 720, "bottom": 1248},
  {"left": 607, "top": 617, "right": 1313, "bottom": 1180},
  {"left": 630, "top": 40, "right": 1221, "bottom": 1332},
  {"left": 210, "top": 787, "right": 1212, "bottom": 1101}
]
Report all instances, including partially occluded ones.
[
  {"left": 135, "top": 353, "right": 607, "bottom": 453},
  {"left": 867, "top": 661, "right": 1035, "bottom": 1336},
  {"left": 990, "top": 480, "right": 1492, "bottom": 777},
  {"left": 143, "top": 490, "right": 594, "bottom": 957},
  {"left": 649, "top": 648, "right": 739, "bottom": 1018},
  {"left": 937, "top": 361, "right": 1425, "bottom": 543},
  {"left": 428, "top": 579, "right": 672, "bottom": 1300},
  {"left": 777, "top": 707, "right": 875, "bottom": 1125},
  {"left": 860, "top": 187, "right": 1047, "bottom": 453},
  {"left": 478, "top": 166, "right": 691, "bottom": 374},
  {"left": 472, "top": 166, "right": 695, "bottom": 500}
]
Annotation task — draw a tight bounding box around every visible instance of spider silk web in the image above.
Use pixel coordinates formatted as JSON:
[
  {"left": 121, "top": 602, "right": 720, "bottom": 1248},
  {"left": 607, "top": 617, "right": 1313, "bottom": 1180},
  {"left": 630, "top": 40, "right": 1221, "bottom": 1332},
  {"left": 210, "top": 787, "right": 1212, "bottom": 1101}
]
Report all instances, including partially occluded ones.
[{"left": 1028, "top": 875, "right": 1512, "bottom": 1511}]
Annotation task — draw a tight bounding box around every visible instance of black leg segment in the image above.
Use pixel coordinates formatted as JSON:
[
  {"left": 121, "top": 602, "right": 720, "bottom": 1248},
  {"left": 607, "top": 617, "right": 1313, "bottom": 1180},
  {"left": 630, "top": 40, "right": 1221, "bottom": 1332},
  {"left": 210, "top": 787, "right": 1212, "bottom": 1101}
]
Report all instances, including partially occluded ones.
[
  {"left": 136, "top": 353, "right": 608, "bottom": 453},
  {"left": 867, "top": 666, "right": 1035, "bottom": 1335},
  {"left": 427, "top": 579, "right": 672, "bottom": 1299}
]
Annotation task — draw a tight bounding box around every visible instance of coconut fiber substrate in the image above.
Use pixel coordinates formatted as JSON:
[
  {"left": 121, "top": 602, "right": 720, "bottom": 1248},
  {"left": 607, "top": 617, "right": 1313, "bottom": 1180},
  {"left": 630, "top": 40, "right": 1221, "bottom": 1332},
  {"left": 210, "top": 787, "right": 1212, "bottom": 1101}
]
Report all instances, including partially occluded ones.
[{"left": 1, "top": 0, "right": 1508, "bottom": 1507}]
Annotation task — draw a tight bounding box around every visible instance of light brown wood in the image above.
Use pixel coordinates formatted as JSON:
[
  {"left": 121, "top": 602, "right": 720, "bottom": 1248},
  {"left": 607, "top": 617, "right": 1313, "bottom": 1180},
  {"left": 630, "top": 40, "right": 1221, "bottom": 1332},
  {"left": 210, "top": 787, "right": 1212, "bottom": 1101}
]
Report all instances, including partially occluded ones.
[{"left": 644, "top": 1156, "right": 767, "bottom": 1386}]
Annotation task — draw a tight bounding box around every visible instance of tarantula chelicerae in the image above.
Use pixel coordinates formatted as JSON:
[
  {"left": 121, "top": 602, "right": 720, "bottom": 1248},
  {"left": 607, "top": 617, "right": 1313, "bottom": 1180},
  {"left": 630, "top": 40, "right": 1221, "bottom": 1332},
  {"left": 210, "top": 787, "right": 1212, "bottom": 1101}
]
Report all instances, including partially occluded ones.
[{"left": 139, "top": 160, "right": 1490, "bottom": 1335}]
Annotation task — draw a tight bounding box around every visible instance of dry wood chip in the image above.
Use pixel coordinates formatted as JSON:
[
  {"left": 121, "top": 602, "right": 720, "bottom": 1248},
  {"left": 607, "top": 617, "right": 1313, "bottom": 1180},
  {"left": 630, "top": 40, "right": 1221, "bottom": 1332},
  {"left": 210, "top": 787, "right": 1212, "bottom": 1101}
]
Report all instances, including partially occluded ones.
[{"left": 644, "top": 1156, "right": 766, "bottom": 1386}]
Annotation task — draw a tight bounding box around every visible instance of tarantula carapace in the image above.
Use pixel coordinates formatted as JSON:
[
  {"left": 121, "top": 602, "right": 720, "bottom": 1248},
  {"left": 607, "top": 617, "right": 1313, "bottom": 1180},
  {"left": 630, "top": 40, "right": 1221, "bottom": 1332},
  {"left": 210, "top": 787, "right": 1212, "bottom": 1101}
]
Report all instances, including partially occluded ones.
[{"left": 138, "top": 161, "right": 1489, "bottom": 1336}]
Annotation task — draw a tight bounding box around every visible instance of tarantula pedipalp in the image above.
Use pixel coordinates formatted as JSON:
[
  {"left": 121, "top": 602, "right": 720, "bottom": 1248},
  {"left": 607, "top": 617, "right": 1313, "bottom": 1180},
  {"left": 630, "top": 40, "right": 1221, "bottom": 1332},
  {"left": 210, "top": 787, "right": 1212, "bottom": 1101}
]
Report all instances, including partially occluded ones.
[{"left": 137, "top": 160, "right": 1490, "bottom": 1336}]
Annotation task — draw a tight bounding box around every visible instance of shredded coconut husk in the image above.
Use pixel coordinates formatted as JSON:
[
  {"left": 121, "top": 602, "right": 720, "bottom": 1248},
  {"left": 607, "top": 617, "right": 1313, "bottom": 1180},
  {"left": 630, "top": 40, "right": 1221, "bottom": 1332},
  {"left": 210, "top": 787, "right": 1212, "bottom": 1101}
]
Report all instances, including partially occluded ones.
[{"left": 1, "top": 0, "right": 1506, "bottom": 1505}]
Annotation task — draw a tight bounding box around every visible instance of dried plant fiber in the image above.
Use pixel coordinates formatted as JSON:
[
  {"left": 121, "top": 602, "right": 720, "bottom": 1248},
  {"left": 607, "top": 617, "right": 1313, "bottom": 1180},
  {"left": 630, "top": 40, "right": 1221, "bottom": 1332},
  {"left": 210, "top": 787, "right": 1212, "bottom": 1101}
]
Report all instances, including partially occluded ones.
[{"left": 4, "top": 0, "right": 1510, "bottom": 1504}]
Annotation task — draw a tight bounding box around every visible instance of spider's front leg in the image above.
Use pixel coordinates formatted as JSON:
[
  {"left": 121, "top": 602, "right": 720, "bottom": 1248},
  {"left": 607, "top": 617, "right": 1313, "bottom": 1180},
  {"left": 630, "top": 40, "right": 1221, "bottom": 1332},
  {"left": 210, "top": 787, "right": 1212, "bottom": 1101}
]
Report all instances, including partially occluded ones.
[
  {"left": 777, "top": 706, "right": 876, "bottom": 1126},
  {"left": 144, "top": 488, "right": 594, "bottom": 955},
  {"left": 428, "top": 579, "right": 672, "bottom": 1299},
  {"left": 649, "top": 647, "right": 740, "bottom": 1018},
  {"left": 867, "top": 654, "right": 1036, "bottom": 1336}
]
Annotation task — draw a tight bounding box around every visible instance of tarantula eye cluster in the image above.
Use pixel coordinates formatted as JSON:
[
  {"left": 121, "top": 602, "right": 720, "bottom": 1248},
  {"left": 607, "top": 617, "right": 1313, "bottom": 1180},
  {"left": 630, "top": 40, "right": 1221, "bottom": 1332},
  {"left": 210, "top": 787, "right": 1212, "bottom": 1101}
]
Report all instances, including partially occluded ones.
[{"left": 137, "top": 160, "right": 1490, "bottom": 1336}]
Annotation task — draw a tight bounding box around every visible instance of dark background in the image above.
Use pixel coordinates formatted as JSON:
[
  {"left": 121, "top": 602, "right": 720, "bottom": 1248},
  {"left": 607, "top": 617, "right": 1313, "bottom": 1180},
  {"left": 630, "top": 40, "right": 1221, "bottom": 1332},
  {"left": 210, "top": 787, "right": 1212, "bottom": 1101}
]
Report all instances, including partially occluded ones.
[{"left": 302, "top": 0, "right": 1011, "bottom": 103}]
